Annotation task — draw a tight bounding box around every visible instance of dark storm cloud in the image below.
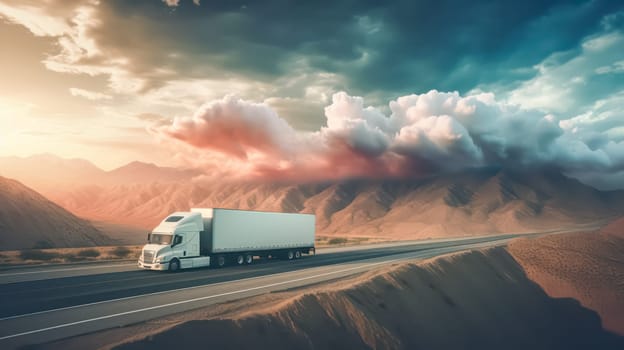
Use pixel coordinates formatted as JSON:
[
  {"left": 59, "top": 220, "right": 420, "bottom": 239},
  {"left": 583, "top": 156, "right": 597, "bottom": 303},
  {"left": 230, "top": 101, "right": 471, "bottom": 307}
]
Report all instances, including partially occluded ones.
[
  {"left": 102, "top": 0, "right": 623, "bottom": 96},
  {"left": 99, "top": 0, "right": 367, "bottom": 85},
  {"left": 3, "top": 0, "right": 622, "bottom": 98},
  {"left": 333, "top": 0, "right": 624, "bottom": 95}
]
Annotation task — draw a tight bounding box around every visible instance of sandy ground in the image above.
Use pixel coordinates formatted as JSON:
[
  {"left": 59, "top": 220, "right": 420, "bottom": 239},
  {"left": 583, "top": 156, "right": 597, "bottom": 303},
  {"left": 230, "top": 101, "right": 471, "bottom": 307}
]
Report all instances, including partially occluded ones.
[
  {"left": 33, "top": 227, "right": 624, "bottom": 350},
  {"left": 508, "top": 228, "right": 624, "bottom": 335}
]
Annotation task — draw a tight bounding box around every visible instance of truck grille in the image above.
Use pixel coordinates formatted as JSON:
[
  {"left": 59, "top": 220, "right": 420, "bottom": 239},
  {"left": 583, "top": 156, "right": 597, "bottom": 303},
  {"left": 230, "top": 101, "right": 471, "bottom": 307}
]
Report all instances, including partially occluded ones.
[{"left": 143, "top": 250, "right": 155, "bottom": 263}]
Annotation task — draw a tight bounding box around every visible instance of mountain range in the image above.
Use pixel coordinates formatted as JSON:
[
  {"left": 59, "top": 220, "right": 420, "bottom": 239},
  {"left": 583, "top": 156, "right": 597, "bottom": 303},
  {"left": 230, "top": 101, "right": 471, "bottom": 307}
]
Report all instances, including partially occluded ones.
[
  {"left": 2, "top": 154, "right": 623, "bottom": 246},
  {"left": 0, "top": 154, "right": 201, "bottom": 195}
]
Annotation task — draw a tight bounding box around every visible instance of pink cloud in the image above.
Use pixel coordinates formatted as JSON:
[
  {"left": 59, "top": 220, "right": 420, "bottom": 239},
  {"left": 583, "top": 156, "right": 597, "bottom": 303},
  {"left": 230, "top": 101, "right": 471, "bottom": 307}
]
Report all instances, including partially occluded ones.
[
  {"left": 158, "top": 95, "right": 297, "bottom": 160},
  {"left": 153, "top": 90, "right": 623, "bottom": 182}
]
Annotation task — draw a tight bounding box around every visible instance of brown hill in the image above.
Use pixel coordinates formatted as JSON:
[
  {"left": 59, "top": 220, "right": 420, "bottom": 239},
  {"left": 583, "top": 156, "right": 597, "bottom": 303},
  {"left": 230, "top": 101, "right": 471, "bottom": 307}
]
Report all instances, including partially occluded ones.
[
  {"left": 48, "top": 168, "right": 624, "bottom": 239},
  {"left": 0, "top": 176, "right": 112, "bottom": 250}
]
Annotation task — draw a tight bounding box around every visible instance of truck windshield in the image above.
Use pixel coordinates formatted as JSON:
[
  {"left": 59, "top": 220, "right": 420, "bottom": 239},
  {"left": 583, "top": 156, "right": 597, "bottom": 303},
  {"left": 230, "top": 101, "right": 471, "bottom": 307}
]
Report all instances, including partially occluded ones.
[{"left": 149, "top": 233, "right": 173, "bottom": 245}]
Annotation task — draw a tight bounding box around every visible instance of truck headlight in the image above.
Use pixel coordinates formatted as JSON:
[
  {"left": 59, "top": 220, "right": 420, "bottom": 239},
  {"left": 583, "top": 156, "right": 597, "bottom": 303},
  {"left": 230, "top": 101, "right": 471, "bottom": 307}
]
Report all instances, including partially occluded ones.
[{"left": 155, "top": 256, "right": 164, "bottom": 263}]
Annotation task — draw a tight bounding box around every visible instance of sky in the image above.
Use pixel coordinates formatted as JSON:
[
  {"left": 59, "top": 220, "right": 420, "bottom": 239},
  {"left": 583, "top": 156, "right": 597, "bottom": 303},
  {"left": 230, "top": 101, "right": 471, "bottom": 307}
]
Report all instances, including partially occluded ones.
[{"left": 0, "top": 0, "right": 623, "bottom": 188}]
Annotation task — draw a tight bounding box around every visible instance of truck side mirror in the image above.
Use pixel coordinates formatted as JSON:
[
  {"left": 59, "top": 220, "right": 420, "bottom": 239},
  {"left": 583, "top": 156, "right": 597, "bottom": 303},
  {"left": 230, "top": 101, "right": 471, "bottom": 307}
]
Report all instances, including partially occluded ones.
[{"left": 147, "top": 233, "right": 151, "bottom": 242}]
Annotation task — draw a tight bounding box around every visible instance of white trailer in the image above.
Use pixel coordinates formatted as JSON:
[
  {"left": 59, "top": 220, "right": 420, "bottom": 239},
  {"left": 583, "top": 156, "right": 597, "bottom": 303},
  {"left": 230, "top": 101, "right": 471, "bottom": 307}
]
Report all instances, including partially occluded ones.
[{"left": 138, "top": 208, "right": 315, "bottom": 271}]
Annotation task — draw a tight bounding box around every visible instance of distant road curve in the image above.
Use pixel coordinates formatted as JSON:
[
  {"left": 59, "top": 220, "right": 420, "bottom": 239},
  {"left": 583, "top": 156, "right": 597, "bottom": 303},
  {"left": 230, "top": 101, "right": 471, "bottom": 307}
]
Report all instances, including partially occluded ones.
[{"left": 0, "top": 232, "right": 554, "bottom": 349}]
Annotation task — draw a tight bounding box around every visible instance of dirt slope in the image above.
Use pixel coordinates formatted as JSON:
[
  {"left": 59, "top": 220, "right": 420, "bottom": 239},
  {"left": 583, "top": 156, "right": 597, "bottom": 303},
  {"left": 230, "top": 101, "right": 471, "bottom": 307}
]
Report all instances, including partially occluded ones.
[
  {"left": 0, "top": 176, "right": 112, "bottom": 250},
  {"left": 508, "top": 218, "right": 624, "bottom": 335},
  {"left": 601, "top": 216, "right": 624, "bottom": 238}
]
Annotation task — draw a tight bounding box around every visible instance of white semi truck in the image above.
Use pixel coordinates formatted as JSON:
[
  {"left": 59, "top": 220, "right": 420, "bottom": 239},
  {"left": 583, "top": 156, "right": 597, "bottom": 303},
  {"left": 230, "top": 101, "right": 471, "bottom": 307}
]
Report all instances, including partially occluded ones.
[{"left": 138, "top": 208, "right": 315, "bottom": 271}]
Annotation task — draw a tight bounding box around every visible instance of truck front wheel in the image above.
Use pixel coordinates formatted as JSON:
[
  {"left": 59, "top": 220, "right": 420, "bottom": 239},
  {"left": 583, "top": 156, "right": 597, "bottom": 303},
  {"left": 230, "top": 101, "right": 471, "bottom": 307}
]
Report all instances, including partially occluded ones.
[{"left": 169, "top": 258, "right": 180, "bottom": 272}]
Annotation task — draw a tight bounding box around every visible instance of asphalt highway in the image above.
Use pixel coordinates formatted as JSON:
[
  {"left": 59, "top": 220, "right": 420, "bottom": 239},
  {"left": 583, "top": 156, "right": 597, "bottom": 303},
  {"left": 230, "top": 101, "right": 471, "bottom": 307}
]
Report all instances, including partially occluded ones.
[{"left": 0, "top": 234, "right": 528, "bottom": 349}]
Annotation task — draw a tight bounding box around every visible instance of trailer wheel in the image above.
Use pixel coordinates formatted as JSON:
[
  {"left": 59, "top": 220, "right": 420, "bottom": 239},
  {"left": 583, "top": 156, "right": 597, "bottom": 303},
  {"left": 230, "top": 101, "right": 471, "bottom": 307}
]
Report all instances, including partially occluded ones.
[
  {"left": 287, "top": 250, "right": 295, "bottom": 260},
  {"left": 216, "top": 255, "right": 226, "bottom": 268},
  {"left": 236, "top": 254, "right": 244, "bottom": 265},
  {"left": 245, "top": 253, "right": 253, "bottom": 265},
  {"left": 169, "top": 258, "right": 180, "bottom": 272},
  {"left": 294, "top": 250, "right": 302, "bottom": 259}
]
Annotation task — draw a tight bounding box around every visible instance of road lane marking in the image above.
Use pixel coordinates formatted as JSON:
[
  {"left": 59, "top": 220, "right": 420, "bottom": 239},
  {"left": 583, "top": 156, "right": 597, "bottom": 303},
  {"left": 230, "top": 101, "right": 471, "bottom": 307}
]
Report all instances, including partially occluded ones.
[
  {"left": 0, "top": 256, "right": 410, "bottom": 340},
  {"left": 0, "top": 263, "right": 136, "bottom": 277},
  {"left": 1, "top": 256, "right": 386, "bottom": 321},
  {"left": 0, "top": 236, "right": 512, "bottom": 322},
  {"left": 0, "top": 261, "right": 330, "bottom": 321},
  {"left": 0, "top": 239, "right": 514, "bottom": 341}
]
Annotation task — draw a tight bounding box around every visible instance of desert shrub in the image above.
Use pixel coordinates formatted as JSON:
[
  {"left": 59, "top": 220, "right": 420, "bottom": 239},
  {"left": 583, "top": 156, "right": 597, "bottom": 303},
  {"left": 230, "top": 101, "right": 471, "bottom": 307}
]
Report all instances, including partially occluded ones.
[
  {"left": 19, "top": 249, "right": 61, "bottom": 261},
  {"left": 328, "top": 237, "right": 348, "bottom": 245},
  {"left": 77, "top": 248, "right": 100, "bottom": 258},
  {"left": 32, "top": 240, "right": 53, "bottom": 249},
  {"left": 63, "top": 254, "right": 83, "bottom": 262},
  {"left": 111, "top": 246, "right": 131, "bottom": 258}
]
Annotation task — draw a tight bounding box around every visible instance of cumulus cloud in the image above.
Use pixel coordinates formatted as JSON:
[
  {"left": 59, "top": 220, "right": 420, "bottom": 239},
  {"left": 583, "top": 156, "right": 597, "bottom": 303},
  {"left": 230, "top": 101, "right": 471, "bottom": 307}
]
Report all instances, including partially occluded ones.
[
  {"left": 153, "top": 90, "right": 624, "bottom": 184},
  {"left": 156, "top": 95, "right": 299, "bottom": 160}
]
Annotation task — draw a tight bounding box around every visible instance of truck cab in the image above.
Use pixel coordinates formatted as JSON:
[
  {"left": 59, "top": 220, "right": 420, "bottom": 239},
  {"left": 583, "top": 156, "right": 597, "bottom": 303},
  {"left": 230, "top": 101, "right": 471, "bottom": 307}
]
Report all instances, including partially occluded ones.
[{"left": 138, "top": 212, "right": 210, "bottom": 271}]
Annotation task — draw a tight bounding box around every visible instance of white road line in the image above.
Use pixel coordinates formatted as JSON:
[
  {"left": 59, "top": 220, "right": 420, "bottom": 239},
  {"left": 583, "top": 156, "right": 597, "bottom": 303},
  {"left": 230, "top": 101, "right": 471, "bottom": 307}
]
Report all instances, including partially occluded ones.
[
  {"left": 0, "top": 260, "right": 337, "bottom": 321},
  {"left": 0, "top": 263, "right": 136, "bottom": 277},
  {"left": 0, "top": 257, "right": 404, "bottom": 340},
  {"left": 0, "top": 239, "right": 507, "bottom": 322},
  {"left": 0, "top": 238, "right": 513, "bottom": 342}
]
